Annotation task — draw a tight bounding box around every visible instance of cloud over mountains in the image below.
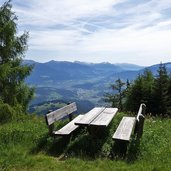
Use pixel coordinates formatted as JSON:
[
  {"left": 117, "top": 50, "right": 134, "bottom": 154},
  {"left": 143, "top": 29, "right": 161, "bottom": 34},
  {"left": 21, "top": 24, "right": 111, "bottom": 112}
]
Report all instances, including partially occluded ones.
[{"left": 1, "top": 0, "right": 171, "bottom": 65}]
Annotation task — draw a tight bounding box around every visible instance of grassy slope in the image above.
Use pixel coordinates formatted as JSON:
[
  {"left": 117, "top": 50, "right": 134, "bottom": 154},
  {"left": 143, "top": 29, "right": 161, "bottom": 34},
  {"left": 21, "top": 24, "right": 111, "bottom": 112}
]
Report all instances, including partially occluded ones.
[{"left": 0, "top": 114, "right": 171, "bottom": 171}]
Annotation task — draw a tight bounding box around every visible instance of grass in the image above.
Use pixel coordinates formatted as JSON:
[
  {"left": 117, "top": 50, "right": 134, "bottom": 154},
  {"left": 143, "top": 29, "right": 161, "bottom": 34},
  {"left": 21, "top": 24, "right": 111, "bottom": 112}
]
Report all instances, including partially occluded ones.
[{"left": 0, "top": 113, "right": 171, "bottom": 171}]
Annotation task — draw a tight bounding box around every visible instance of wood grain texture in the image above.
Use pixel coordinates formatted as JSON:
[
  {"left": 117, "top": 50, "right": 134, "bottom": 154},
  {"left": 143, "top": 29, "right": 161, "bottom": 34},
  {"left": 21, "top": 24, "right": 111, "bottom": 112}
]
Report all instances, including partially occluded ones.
[
  {"left": 54, "top": 115, "right": 84, "bottom": 135},
  {"left": 46, "top": 102, "right": 77, "bottom": 125},
  {"left": 112, "top": 117, "right": 136, "bottom": 141},
  {"left": 74, "top": 107, "right": 105, "bottom": 126},
  {"left": 90, "top": 108, "right": 118, "bottom": 126}
]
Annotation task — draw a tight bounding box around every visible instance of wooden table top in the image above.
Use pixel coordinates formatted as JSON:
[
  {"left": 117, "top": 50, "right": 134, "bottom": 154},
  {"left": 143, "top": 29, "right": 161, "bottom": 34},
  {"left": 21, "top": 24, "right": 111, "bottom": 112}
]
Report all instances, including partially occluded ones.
[{"left": 74, "top": 107, "right": 118, "bottom": 127}]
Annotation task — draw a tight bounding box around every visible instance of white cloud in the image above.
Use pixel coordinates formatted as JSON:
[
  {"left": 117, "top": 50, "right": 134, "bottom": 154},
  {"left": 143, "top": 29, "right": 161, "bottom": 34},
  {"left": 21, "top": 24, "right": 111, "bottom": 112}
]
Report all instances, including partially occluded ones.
[
  {"left": 13, "top": 0, "right": 123, "bottom": 27},
  {"left": 2, "top": 0, "right": 171, "bottom": 65}
]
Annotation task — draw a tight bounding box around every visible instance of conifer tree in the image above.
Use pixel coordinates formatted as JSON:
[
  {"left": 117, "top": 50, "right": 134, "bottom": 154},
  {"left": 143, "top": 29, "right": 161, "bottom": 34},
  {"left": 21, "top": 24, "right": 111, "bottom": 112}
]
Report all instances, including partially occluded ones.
[
  {"left": 167, "top": 76, "right": 171, "bottom": 115},
  {"left": 124, "top": 64, "right": 171, "bottom": 116},
  {"left": 125, "top": 70, "right": 154, "bottom": 113},
  {"left": 152, "top": 63, "right": 169, "bottom": 115},
  {"left": 125, "top": 75, "right": 144, "bottom": 112},
  {"left": 141, "top": 70, "right": 154, "bottom": 113},
  {"left": 0, "top": 1, "right": 34, "bottom": 113}
]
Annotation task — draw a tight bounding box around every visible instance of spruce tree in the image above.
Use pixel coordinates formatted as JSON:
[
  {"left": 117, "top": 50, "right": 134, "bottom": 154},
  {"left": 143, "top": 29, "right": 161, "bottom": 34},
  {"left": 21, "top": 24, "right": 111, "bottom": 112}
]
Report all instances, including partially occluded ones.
[
  {"left": 125, "top": 70, "right": 154, "bottom": 113},
  {"left": 166, "top": 75, "right": 171, "bottom": 115},
  {"left": 125, "top": 75, "right": 144, "bottom": 112},
  {"left": 152, "top": 63, "right": 169, "bottom": 115},
  {"left": 0, "top": 1, "right": 34, "bottom": 114},
  {"left": 141, "top": 70, "right": 154, "bottom": 113}
]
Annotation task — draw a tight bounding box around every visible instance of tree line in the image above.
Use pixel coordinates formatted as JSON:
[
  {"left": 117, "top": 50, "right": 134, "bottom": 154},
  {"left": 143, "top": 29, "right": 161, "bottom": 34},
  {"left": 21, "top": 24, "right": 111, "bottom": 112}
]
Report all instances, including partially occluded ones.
[{"left": 104, "top": 64, "right": 171, "bottom": 117}]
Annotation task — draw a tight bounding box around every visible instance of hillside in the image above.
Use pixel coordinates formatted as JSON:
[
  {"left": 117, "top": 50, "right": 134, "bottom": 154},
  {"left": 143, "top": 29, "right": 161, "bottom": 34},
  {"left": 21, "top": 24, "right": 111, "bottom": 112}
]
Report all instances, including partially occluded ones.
[
  {"left": 25, "top": 60, "right": 171, "bottom": 114},
  {"left": 0, "top": 114, "right": 171, "bottom": 171},
  {"left": 25, "top": 60, "right": 171, "bottom": 85}
]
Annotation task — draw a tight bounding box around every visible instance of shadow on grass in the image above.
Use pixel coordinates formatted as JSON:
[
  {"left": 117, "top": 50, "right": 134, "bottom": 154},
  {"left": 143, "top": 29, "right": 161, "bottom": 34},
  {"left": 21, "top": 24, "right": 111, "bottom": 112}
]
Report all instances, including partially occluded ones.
[
  {"left": 65, "top": 126, "right": 111, "bottom": 159},
  {"left": 127, "top": 136, "right": 141, "bottom": 163},
  {"left": 31, "top": 126, "right": 113, "bottom": 159},
  {"left": 111, "top": 140, "right": 128, "bottom": 159},
  {"left": 31, "top": 127, "right": 84, "bottom": 157},
  {"left": 31, "top": 134, "right": 71, "bottom": 157},
  {"left": 66, "top": 135, "right": 108, "bottom": 159},
  {"left": 111, "top": 135, "right": 141, "bottom": 162}
]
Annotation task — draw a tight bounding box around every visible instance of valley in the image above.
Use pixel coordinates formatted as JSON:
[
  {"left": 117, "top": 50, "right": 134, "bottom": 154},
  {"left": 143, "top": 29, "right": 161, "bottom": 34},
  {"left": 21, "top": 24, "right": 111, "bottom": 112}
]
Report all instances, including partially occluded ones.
[{"left": 25, "top": 60, "right": 171, "bottom": 114}]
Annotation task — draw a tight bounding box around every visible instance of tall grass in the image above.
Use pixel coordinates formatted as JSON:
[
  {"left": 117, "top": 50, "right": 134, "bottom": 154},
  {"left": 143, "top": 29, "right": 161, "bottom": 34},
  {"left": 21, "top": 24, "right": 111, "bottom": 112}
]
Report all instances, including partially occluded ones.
[{"left": 0, "top": 113, "right": 171, "bottom": 171}]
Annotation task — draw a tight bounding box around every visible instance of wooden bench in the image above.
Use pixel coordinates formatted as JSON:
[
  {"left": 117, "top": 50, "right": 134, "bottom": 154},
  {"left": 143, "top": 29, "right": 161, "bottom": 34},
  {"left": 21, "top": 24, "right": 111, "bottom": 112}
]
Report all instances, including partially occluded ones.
[
  {"left": 112, "top": 103, "right": 146, "bottom": 142},
  {"left": 45, "top": 102, "right": 84, "bottom": 136}
]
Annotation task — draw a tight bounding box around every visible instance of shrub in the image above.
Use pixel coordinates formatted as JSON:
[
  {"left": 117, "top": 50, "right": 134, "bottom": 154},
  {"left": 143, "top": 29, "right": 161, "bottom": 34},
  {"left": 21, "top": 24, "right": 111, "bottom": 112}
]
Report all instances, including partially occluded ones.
[{"left": 0, "top": 103, "right": 15, "bottom": 123}]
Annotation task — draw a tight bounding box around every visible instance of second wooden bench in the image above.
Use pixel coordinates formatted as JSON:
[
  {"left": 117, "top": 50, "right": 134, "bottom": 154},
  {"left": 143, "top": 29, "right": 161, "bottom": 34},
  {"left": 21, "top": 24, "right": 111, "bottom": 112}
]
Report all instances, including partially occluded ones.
[
  {"left": 112, "top": 103, "right": 146, "bottom": 142},
  {"left": 45, "top": 102, "right": 84, "bottom": 136}
]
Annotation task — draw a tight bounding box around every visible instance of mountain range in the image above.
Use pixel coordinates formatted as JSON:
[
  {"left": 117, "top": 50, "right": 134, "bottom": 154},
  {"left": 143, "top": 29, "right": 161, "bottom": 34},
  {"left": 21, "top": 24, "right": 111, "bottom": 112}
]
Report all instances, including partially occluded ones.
[{"left": 24, "top": 60, "right": 171, "bottom": 114}]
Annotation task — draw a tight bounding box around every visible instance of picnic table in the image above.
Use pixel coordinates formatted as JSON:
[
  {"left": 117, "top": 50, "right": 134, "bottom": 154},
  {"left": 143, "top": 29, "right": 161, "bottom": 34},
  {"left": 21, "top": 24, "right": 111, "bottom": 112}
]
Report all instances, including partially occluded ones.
[{"left": 75, "top": 107, "right": 118, "bottom": 127}]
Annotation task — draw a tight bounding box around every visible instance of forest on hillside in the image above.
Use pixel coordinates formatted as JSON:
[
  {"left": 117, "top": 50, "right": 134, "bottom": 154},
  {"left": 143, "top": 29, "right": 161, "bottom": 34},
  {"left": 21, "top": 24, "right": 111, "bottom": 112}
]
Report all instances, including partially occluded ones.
[{"left": 105, "top": 64, "right": 171, "bottom": 117}]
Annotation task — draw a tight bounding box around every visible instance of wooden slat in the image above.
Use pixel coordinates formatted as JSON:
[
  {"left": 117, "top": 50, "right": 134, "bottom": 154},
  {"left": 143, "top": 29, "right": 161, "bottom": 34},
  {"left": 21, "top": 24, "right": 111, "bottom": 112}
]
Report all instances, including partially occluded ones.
[
  {"left": 74, "top": 107, "right": 105, "bottom": 126},
  {"left": 112, "top": 117, "right": 136, "bottom": 141},
  {"left": 90, "top": 108, "right": 118, "bottom": 127},
  {"left": 136, "top": 114, "right": 145, "bottom": 138},
  {"left": 134, "top": 103, "right": 146, "bottom": 135},
  {"left": 54, "top": 115, "right": 84, "bottom": 135},
  {"left": 46, "top": 102, "right": 77, "bottom": 125}
]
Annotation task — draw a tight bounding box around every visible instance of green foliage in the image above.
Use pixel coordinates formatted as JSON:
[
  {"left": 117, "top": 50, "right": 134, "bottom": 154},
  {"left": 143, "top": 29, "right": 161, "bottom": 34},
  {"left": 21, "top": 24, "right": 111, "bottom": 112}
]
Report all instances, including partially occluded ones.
[
  {"left": 105, "top": 64, "right": 171, "bottom": 116},
  {"left": 104, "top": 92, "right": 118, "bottom": 107},
  {"left": 152, "top": 63, "right": 169, "bottom": 115},
  {"left": 125, "top": 70, "right": 154, "bottom": 113},
  {"left": 0, "top": 1, "right": 27, "bottom": 62},
  {"left": 125, "top": 65, "right": 171, "bottom": 116},
  {"left": 125, "top": 74, "right": 144, "bottom": 112},
  {"left": 0, "top": 101, "right": 24, "bottom": 123},
  {"left": 0, "top": 103, "right": 14, "bottom": 123},
  {"left": 0, "top": 1, "right": 34, "bottom": 114},
  {"left": 104, "top": 78, "right": 126, "bottom": 111},
  {"left": 167, "top": 76, "right": 171, "bottom": 114}
]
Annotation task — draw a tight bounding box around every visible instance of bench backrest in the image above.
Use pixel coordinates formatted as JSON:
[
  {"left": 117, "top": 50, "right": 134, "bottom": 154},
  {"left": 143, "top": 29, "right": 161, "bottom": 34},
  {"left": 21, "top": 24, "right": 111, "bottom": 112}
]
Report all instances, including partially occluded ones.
[
  {"left": 45, "top": 102, "right": 77, "bottom": 126},
  {"left": 134, "top": 103, "right": 146, "bottom": 138}
]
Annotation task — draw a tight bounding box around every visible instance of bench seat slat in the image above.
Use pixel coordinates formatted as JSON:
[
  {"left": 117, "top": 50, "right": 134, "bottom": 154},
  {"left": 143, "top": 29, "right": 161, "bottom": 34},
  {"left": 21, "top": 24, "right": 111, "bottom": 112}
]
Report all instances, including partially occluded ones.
[
  {"left": 90, "top": 108, "right": 118, "bottom": 127},
  {"left": 112, "top": 117, "right": 136, "bottom": 141},
  {"left": 74, "top": 107, "right": 105, "bottom": 126},
  {"left": 54, "top": 115, "right": 84, "bottom": 135}
]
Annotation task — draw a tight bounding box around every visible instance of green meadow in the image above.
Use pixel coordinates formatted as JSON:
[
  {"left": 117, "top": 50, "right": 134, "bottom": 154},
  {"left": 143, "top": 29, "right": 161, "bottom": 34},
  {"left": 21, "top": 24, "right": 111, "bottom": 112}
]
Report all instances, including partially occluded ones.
[{"left": 0, "top": 113, "right": 171, "bottom": 171}]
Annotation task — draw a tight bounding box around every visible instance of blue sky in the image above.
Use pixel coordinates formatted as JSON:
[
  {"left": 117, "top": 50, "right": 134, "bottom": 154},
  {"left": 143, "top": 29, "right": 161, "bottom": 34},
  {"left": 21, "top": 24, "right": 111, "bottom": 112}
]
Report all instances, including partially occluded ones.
[{"left": 1, "top": 0, "right": 171, "bottom": 66}]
